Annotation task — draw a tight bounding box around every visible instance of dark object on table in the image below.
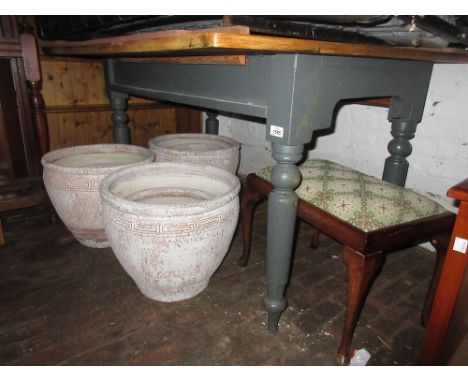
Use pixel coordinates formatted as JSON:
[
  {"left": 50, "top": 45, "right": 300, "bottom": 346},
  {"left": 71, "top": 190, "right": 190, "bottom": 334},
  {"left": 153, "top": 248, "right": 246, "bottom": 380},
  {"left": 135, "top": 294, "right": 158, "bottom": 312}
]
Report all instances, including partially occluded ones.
[
  {"left": 35, "top": 15, "right": 468, "bottom": 48},
  {"left": 35, "top": 15, "right": 223, "bottom": 41}
]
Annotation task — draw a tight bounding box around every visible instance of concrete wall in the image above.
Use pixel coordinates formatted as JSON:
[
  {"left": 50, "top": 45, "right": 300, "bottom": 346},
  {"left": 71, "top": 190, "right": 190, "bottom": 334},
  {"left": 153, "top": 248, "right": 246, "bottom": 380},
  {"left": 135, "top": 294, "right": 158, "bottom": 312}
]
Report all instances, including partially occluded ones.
[{"left": 210, "top": 63, "right": 468, "bottom": 212}]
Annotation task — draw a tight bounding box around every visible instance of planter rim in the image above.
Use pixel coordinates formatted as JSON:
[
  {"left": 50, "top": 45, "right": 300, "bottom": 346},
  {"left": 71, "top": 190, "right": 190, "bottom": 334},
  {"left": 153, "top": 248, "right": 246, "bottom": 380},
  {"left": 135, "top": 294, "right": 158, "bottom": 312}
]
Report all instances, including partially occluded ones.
[
  {"left": 99, "top": 162, "right": 240, "bottom": 217},
  {"left": 41, "top": 144, "right": 154, "bottom": 175},
  {"left": 148, "top": 133, "right": 240, "bottom": 157}
]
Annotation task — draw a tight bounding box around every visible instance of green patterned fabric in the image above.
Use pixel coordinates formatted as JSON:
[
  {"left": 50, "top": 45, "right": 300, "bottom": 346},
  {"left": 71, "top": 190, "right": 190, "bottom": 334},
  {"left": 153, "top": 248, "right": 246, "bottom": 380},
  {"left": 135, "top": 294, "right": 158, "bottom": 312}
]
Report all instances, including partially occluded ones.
[{"left": 256, "top": 159, "right": 446, "bottom": 232}]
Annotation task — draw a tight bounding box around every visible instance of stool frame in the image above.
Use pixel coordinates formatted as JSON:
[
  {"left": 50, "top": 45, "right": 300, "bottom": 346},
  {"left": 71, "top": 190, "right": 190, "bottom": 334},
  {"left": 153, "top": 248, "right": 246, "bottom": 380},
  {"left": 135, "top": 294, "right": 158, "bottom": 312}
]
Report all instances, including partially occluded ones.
[{"left": 239, "top": 173, "right": 456, "bottom": 365}]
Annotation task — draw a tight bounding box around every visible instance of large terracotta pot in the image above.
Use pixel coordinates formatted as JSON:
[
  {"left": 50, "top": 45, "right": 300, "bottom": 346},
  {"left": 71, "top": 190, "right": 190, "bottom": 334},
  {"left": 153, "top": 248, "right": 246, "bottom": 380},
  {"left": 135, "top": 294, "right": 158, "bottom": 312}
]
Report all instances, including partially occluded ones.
[
  {"left": 99, "top": 162, "right": 240, "bottom": 302},
  {"left": 42, "top": 144, "right": 154, "bottom": 248},
  {"left": 148, "top": 133, "right": 240, "bottom": 174}
]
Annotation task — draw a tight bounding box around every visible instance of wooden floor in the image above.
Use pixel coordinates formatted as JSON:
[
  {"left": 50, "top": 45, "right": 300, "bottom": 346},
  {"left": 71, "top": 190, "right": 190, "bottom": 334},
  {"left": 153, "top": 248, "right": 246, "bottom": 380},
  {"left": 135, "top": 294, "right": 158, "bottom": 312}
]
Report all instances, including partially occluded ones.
[{"left": 0, "top": 203, "right": 462, "bottom": 366}]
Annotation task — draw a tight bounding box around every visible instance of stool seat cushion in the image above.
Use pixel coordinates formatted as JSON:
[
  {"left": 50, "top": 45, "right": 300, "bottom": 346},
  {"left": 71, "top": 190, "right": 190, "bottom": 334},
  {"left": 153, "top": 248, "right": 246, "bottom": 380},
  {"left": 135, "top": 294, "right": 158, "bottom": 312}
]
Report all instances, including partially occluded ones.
[{"left": 256, "top": 159, "right": 446, "bottom": 232}]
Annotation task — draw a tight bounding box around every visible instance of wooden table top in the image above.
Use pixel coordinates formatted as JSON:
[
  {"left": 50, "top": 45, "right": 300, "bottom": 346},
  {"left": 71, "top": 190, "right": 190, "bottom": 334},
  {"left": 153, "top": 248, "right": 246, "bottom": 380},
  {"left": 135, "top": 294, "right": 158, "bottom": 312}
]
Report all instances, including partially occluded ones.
[{"left": 41, "top": 26, "right": 468, "bottom": 64}]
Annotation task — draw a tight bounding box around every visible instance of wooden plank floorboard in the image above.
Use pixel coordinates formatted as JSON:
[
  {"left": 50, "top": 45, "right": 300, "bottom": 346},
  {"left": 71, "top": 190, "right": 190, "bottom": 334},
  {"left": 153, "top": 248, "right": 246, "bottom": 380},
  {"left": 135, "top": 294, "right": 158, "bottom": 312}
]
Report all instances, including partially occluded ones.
[{"left": 0, "top": 203, "right": 459, "bottom": 365}]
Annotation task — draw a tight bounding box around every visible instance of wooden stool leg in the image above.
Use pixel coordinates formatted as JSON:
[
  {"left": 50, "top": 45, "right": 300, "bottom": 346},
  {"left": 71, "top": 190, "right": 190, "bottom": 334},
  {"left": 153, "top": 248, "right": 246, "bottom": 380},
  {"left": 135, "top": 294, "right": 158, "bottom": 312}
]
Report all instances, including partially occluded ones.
[
  {"left": 421, "top": 233, "right": 451, "bottom": 326},
  {"left": 310, "top": 227, "right": 320, "bottom": 249},
  {"left": 337, "top": 246, "right": 384, "bottom": 365},
  {"left": 238, "top": 186, "right": 265, "bottom": 267}
]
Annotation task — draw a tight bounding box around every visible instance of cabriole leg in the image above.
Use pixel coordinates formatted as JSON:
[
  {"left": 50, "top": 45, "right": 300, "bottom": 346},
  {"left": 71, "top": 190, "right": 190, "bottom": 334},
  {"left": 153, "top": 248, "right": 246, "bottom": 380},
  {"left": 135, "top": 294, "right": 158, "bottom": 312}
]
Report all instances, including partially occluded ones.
[{"left": 337, "top": 247, "right": 384, "bottom": 365}]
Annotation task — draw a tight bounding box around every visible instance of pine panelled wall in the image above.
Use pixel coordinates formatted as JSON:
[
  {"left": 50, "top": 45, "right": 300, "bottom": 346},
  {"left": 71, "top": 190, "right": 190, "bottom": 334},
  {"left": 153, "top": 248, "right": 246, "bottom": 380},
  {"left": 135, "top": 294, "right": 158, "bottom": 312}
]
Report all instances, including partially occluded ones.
[{"left": 40, "top": 57, "right": 202, "bottom": 150}]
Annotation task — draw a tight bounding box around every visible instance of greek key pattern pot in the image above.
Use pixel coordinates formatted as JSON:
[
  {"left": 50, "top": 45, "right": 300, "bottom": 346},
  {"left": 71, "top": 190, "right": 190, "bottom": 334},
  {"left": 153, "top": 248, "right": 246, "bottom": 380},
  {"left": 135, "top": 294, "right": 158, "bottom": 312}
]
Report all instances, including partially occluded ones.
[
  {"left": 148, "top": 133, "right": 240, "bottom": 174},
  {"left": 99, "top": 162, "right": 240, "bottom": 302},
  {"left": 42, "top": 144, "right": 154, "bottom": 248}
]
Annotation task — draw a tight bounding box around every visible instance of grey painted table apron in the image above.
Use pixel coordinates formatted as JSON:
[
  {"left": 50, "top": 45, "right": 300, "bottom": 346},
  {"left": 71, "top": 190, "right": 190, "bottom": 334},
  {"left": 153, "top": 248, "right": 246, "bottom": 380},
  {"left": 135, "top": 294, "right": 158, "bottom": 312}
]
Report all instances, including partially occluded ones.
[{"left": 104, "top": 54, "right": 433, "bottom": 333}]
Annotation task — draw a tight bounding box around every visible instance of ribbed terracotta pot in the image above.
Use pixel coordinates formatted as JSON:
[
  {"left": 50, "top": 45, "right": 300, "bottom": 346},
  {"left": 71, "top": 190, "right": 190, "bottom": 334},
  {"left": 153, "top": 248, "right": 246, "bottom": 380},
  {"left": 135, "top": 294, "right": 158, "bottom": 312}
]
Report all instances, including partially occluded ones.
[
  {"left": 148, "top": 133, "right": 240, "bottom": 174},
  {"left": 42, "top": 144, "right": 154, "bottom": 248},
  {"left": 99, "top": 162, "right": 240, "bottom": 302}
]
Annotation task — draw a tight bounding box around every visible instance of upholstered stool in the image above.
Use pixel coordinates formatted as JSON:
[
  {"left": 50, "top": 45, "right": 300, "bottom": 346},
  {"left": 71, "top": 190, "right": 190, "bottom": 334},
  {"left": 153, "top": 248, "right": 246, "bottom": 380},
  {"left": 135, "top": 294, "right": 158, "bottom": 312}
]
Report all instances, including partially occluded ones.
[{"left": 239, "top": 159, "right": 456, "bottom": 365}]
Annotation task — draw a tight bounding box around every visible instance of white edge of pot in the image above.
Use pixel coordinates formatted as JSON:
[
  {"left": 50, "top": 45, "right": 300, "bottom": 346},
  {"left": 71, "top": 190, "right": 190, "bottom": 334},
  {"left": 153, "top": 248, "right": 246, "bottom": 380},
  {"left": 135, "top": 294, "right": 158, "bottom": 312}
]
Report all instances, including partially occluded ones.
[
  {"left": 148, "top": 133, "right": 240, "bottom": 157},
  {"left": 41, "top": 144, "right": 155, "bottom": 175},
  {"left": 99, "top": 162, "right": 241, "bottom": 218}
]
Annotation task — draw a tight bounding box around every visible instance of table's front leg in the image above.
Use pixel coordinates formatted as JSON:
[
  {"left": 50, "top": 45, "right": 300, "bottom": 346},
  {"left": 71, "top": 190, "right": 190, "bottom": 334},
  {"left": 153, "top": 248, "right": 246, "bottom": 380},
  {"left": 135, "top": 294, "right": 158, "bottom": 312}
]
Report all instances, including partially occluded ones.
[{"left": 264, "top": 142, "right": 304, "bottom": 332}]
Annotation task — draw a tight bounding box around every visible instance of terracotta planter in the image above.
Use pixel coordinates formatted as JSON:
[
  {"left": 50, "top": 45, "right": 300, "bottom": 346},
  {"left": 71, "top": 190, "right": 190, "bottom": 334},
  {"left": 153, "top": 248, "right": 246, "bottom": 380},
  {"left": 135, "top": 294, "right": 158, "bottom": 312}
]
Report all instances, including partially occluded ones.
[
  {"left": 42, "top": 144, "right": 154, "bottom": 248},
  {"left": 148, "top": 133, "right": 240, "bottom": 174},
  {"left": 99, "top": 162, "right": 240, "bottom": 302}
]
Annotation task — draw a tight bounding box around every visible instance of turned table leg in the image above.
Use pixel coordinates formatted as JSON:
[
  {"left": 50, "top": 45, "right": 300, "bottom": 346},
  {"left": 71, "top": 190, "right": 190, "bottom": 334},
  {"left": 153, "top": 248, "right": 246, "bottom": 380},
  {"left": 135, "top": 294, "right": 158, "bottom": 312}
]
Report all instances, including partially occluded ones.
[
  {"left": 205, "top": 111, "right": 219, "bottom": 135},
  {"left": 110, "top": 91, "right": 130, "bottom": 144},
  {"left": 383, "top": 120, "right": 417, "bottom": 187},
  {"left": 264, "top": 143, "right": 303, "bottom": 333}
]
